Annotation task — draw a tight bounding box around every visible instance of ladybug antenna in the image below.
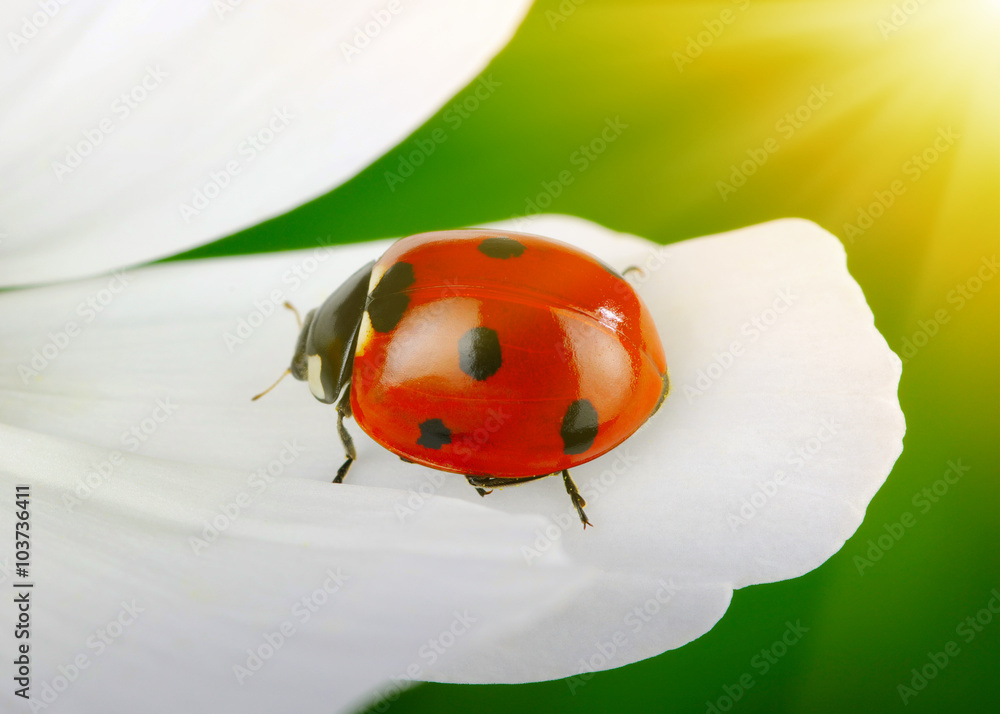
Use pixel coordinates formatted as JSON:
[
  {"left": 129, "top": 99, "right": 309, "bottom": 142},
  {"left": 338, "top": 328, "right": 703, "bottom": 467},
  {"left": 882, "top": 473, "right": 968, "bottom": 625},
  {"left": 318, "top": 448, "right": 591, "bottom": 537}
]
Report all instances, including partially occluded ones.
[
  {"left": 251, "top": 302, "right": 306, "bottom": 402},
  {"left": 283, "top": 301, "right": 302, "bottom": 329},
  {"left": 251, "top": 368, "right": 292, "bottom": 401}
]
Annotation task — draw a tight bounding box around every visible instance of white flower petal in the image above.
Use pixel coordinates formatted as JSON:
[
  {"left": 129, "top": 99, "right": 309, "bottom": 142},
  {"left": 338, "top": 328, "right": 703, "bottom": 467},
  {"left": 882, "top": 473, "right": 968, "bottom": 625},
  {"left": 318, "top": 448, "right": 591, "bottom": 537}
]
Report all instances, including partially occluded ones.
[
  {"left": 0, "top": 215, "right": 904, "bottom": 687},
  {"left": 0, "top": 424, "right": 591, "bottom": 713},
  {"left": 0, "top": 0, "right": 531, "bottom": 287}
]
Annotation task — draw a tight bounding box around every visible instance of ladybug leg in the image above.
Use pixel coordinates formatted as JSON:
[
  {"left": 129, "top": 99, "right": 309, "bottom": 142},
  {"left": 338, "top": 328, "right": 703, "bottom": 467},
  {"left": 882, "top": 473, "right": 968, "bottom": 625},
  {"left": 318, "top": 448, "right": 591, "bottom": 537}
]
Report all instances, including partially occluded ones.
[
  {"left": 464, "top": 476, "right": 493, "bottom": 498},
  {"left": 465, "top": 474, "right": 552, "bottom": 491},
  {"left": 465, "top": 473, "right": 592, "bottom": 528},
  {"left": 561, "top": 470, "right": 593, "bottom": 529},
  {"left": 464, "top": 474, "right": 562, "bottom": 501},
  {"left": 332, "top": 387, "right": 356, "bottom": 484}
]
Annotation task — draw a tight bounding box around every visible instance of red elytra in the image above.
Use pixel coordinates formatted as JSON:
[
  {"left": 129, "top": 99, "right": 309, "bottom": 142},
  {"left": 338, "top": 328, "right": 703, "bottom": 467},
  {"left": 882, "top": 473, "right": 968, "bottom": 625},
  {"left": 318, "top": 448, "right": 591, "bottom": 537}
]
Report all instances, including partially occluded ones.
[{"left": 261, "top": 229, "right": 669, "bottom": 527}]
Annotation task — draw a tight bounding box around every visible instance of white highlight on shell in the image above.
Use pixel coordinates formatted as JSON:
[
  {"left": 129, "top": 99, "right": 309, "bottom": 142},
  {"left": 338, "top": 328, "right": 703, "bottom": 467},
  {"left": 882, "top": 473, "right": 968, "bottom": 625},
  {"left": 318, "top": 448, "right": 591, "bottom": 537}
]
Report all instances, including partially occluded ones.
[
  {"left": 356, "top": 312, "right": 375, "bottom": 357},
  {"left": 307, "top": 354, "right": 325, "bottom": 400}
]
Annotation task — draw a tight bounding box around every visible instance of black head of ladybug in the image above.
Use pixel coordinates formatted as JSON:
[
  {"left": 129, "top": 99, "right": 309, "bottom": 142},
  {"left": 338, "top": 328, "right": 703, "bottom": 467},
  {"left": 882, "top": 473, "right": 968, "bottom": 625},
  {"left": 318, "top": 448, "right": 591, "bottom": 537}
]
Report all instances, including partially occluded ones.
[{"left": 288, "top": 260, "right": 374, "bottom": 404}]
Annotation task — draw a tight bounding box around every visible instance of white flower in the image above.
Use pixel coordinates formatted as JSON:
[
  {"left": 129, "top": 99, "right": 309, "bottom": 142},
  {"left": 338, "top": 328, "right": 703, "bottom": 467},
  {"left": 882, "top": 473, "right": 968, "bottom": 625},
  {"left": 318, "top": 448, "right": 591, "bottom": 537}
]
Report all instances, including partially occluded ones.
[{"left": 0, "top": 4, "right": 904, "bottom": 713}]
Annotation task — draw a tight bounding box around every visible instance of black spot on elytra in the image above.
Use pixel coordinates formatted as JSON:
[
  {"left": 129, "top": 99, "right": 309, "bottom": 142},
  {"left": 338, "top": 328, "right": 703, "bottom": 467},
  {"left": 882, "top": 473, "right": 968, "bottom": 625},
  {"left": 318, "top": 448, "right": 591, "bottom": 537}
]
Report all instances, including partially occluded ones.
[
  {"left": 478, "top": 236, "right": 525, "bottom": 259},
  {"left": 458, "top": 327, "right": 502, "bottom": 381},
  {"left": 366, "top": 262, "right": 415, "bottom": 333},
  {"left": 417, "top": 418, "right": 452, "bottom": 450},
  {"left": 561, "top": 399, "right": 599, "bottom": 455}
]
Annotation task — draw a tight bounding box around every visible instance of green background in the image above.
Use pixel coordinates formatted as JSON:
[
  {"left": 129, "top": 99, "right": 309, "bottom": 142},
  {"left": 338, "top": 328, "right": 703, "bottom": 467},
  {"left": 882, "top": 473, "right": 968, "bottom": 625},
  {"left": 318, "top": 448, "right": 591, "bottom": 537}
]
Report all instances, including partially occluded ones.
[{"left": 178, "top": 1, "right": 999, "bottom": 711}]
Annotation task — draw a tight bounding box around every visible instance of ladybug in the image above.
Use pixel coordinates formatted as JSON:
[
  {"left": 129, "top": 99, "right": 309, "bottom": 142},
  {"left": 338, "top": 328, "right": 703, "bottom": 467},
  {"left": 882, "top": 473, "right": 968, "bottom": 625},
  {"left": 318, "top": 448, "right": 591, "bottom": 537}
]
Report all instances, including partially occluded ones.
[{"left": 256, "top": 229, "right": 669, "bottom": 527}]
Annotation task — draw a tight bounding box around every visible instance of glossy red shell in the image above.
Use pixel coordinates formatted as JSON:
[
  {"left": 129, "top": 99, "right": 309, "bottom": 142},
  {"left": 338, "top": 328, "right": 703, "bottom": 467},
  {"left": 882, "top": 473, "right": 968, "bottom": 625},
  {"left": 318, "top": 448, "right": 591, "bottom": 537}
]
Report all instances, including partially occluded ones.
[{"left": 349, "top": 229, "right": 667, "bottom": 478}]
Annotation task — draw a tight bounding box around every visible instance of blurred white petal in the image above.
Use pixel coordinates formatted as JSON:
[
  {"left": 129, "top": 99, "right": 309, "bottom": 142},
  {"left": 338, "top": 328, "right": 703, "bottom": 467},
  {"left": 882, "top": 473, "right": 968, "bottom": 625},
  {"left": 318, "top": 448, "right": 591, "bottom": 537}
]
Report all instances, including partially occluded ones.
[
  {"left": 0, "top": 215, "right": 904, "bottom": 690},
  {"left": 0, "top": 0, "right": 531, "bottom": 287}
]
